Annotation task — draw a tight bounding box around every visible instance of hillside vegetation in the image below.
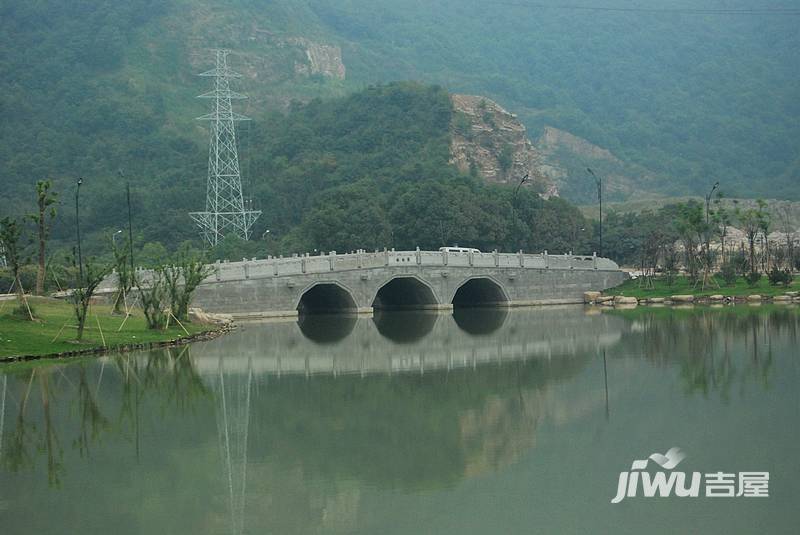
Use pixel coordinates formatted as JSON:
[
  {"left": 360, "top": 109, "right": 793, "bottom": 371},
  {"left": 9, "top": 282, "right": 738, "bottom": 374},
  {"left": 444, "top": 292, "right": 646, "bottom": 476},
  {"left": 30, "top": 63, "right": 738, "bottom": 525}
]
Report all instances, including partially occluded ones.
[{"left": 0, "top": 0, "right": 797, "bottom": 255}]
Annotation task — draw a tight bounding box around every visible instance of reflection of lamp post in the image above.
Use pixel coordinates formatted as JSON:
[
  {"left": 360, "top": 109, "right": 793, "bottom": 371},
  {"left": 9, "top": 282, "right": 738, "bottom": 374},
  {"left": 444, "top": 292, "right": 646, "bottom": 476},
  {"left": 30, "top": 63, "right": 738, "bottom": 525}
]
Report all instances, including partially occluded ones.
[
  {"left": 586, "top": 168, "right": 602, "bottom": 257},
  {"left": 602, "top": 349, "right": 610, "bottom": 421},
  {"left": 75, "top": 177, "right": 84, "bottom": 286}
]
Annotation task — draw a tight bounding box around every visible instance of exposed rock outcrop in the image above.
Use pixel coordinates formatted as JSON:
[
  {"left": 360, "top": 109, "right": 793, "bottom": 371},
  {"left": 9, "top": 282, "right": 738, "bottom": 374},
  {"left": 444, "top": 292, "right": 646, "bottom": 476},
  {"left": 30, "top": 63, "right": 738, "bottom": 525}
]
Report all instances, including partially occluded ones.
[
  {"left": 450, "top": 94, "right": 557, "bottom": 198},
  {"left": 289, "top": 37, "right": 346, "bottom": 80}
]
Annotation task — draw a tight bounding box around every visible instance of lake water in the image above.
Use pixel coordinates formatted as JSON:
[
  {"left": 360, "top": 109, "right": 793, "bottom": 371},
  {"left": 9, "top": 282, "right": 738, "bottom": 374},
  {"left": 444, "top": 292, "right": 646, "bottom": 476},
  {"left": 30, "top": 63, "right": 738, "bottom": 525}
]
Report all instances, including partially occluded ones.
[{"left": 0, "top": 305, "right": 798, "bottom": 534}]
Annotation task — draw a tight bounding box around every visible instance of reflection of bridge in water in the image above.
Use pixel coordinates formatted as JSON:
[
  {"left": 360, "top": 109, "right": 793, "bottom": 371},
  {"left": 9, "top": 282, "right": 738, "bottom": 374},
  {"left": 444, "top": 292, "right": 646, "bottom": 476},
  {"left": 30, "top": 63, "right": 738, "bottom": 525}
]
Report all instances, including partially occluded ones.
[
  {"left": 192, "top": 306, "right": 627, "bottom": 377},
  {"left": 197, "top": 306, "right": 627, "bottom": 534}
]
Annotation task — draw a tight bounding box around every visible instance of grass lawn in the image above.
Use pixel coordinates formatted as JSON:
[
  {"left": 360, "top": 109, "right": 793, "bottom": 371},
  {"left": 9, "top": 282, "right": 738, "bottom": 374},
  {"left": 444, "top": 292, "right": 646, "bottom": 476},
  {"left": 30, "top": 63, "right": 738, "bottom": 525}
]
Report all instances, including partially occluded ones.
[
  {"left": 606, "top": 276, "right": 799, "bottom": 299},
  {"left": 0, "top": 296, "right": 208, "bottom": 360}
]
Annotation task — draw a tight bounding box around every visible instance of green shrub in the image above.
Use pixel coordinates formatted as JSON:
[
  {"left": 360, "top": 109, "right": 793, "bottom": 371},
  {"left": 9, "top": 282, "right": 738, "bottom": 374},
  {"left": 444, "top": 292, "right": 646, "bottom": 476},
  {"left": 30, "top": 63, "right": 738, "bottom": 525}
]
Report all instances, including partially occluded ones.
[
  {"left": 744, "top": 271, "right": 762, "bottom": 287},
  {"left": 767, "top": 266, "right": 793, "bottom": 286},
  {"left": 717, "top": 261, "right": 738, "bottom": 286}
]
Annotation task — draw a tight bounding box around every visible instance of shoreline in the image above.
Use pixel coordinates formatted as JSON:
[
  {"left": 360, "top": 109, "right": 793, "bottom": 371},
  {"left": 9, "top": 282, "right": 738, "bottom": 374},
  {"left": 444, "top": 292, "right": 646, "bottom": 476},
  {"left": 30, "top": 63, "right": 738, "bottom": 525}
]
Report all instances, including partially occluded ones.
[
  {"left": 0, "top": 322, "right": 234, "bottom": 365},
  {"left": 585, "top": 290, "right": 799, "bottom": 308}
]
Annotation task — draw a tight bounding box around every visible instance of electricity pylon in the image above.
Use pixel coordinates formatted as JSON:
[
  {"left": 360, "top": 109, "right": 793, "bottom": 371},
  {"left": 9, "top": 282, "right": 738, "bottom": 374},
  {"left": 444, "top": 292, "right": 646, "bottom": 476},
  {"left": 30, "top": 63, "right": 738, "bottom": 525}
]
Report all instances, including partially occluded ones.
[{"left": 190, "top": 49, "right": 260, "bottom": 247}]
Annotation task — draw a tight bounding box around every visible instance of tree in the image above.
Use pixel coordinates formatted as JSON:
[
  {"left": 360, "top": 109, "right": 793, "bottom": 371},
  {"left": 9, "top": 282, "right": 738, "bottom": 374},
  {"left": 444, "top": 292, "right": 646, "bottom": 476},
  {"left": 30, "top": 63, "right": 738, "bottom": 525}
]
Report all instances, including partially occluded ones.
[
  {"left": 28, "top": 180, "right": 58, "bottom": 295},
  {"left": 138, "top": 269, "right": 168, "bottom": 330},
  {"left": 711, "top": 194, "right": 732, "bottom": 263},
  {"left": 69, "top": 252, "right": 111, "bottom": 341},
  {"left": 736, "top": 200, "right": 769, "bottom": 276},
  {"left": 162, "top": 256, "right": 213, "bottom": 321},
  {"left": 0, "top": 217, "right": 34, "bottom": 319},
  {"left": 675, "top": 202, "right": 704, "bottom": 281}
]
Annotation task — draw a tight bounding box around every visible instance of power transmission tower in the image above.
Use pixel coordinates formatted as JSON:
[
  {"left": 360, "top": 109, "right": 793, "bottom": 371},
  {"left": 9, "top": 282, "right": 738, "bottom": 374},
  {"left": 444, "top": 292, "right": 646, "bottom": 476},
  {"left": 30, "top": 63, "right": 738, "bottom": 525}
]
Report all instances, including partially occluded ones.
[{"left": 190, "top": 49, "right": 260, "bottom": 247}]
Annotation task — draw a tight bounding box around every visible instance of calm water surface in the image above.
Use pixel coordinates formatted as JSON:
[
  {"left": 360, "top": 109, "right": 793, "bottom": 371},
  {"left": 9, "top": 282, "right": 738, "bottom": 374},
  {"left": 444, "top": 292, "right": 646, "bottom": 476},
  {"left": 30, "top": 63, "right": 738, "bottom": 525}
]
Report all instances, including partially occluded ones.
[{"left": 0, "top": 305, "right": 798, "bottom": 534}]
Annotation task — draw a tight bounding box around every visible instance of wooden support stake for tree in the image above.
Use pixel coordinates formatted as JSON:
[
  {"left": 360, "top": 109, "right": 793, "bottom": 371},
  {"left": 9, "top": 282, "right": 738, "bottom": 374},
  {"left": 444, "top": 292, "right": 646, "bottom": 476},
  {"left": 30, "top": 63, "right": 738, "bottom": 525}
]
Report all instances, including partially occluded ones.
[
  {"left": 94, "top": 310, "right": 106, "bottom": 348},
  {"left": 170, "top": 311, "right": 190, "bottom": 336},
  {"left": 111, "top": 288, "right": 122, "bottom": 312},
  {"left": 0, "top": 279, "right": 16, "bottom": 315},
  {"left": 16, "top": 278, "right": 35, "bottom": 321},
  {"left": 51, "top": 321, "right": 70, "bottom": 343},
  {"left": 48, "top": 259, "right": 64, "bottom": 292}
]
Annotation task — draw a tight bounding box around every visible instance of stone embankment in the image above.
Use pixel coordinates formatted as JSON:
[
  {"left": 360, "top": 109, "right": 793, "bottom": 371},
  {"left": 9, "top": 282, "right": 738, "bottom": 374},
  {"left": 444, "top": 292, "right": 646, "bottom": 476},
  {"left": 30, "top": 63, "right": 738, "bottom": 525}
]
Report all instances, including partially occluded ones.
[{"left": 583, "top": 291, "right": 800, "bottom": 308}]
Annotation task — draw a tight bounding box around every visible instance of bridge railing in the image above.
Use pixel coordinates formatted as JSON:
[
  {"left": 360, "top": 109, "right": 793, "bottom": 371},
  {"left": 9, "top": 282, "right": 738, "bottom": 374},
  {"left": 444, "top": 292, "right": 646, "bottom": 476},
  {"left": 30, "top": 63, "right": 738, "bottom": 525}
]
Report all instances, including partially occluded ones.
[
  {"left": 203, "top": 249, "right": 617, "bottom": 283},
  {"left": 98, "top": 249, "right": 618, "bottom": 290}
]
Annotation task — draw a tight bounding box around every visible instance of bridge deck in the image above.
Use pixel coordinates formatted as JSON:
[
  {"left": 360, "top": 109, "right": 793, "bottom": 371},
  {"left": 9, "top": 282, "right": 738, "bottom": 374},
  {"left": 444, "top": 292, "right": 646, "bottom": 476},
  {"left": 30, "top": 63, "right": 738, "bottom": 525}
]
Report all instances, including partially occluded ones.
[{"left": 206, "top": 249, "right": 616, "bottom": 283}]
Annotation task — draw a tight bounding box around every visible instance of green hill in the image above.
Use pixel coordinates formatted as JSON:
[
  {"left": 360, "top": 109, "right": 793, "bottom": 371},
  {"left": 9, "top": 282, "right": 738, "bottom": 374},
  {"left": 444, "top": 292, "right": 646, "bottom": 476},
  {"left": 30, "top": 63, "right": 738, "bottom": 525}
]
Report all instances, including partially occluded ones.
[{"left": 1, "top": 0, "right": 798, "bottom": 253}]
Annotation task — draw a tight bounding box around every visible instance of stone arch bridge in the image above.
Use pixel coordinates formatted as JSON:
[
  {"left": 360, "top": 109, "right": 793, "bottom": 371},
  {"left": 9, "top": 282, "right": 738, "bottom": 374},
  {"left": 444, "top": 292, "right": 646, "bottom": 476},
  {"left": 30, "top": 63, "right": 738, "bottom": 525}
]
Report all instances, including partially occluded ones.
[{"left": 185, "top": 249, "right": 625, "bottom": 318}]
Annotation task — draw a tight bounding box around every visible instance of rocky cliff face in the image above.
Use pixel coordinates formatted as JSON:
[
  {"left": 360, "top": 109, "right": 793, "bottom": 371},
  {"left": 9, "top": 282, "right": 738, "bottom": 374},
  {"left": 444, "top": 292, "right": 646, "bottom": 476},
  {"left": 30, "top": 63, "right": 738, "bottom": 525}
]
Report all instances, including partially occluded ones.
[
  {"left": 450, "top": 94, "right": 557, "bottom": 198},
  {"left": 289, "top": 37, "right": 346, "bottom": 80}
]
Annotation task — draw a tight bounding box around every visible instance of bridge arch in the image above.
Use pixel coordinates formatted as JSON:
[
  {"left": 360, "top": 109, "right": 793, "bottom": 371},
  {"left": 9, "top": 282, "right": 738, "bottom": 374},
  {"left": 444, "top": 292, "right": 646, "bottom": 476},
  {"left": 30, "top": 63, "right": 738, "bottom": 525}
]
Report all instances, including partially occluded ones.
[
  {"left": 296, "top": 281, "right": 358, "bottom": 315},
  {"left": 371, "top": 275, "right": 441, "bottom": 310},
  {"left": 451, "top": 276, "right": 510, "bottom": 308}
]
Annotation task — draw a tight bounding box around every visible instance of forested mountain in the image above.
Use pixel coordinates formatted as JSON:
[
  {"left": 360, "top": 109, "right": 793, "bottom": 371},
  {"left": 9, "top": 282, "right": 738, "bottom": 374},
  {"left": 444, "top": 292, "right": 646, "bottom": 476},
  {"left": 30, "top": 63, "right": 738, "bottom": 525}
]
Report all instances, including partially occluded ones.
[{"left": 0, "top": 0, "right": 798, "bottom": 254}]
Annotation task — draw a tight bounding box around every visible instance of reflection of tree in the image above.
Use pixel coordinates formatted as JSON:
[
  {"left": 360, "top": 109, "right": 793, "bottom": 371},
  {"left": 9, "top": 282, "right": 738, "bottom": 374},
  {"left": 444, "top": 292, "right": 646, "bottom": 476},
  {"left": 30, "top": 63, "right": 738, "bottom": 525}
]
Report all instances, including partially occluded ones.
[
  {"left": 39, "top": 371, "right": 64, "bottom": 487},
  {"left": 615, "top": 307, "right": 795, "bottom": 399},
  {"left": 4, "top": 371, "right": 36, "bottom": 475},
  {"left": 1, "top": 370, "right": 64, "bottom": 486},
  {"left": 116, "top": 348, "right": 210, "bottom": 458},
  {"left": 0, "top": 346, "right": 209, "bottom": 485},
  {"left": 74, "top": 364, "right": 109, "bottom": 459}
]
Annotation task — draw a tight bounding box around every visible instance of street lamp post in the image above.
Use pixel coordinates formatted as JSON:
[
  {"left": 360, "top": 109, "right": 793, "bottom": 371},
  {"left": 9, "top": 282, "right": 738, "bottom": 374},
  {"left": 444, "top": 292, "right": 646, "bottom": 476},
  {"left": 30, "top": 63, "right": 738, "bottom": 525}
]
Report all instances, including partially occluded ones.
[
  {"left": 112, "top": 229, "right": 123, "bottom": 247},
  {"left": 586, "top": 168, "right": 602, "bottom": 257},
  {"left": 511, "top": 174, "right": 529, "bottom": 250},
  {"left": 121, "top": 170, "right": 136, "bottom": 275},
  {"left": 705, "top": 181, "right": 720, "bottom": 264},
  {"left": 705, "top": 181, "right": 720, "bottom": 227},
  {"left": 513, "top": 173, "right": 529, "bottom": 203},
  {"left": 75, "top": 177, "right": 84, "bottom": 286}
]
